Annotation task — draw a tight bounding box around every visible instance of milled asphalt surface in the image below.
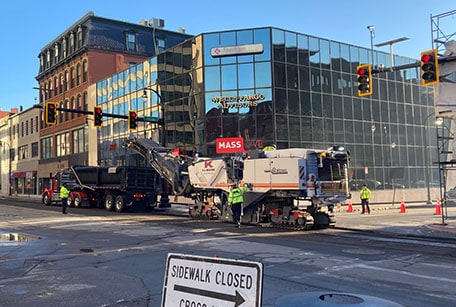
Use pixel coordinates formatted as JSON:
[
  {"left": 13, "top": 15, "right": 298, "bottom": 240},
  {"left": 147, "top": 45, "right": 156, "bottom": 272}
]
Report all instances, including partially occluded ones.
[{"left": 1, "top": 194, "right": 455, "bottom": 237}]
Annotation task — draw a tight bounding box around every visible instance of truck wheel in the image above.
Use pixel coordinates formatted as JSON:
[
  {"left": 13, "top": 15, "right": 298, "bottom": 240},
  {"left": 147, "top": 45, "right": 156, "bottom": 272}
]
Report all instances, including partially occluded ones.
[
  {"left": 115, "top": 195, "right": 125, "bottom": 213},
  {"left": 73, "top": 195, "right": 82, "bottom": 208},
  {"left": 43, "top": 194, "right": 51, "bottom": 206},
  {"left": 105, "top": 195, "right": 114, "bottom": 211}
]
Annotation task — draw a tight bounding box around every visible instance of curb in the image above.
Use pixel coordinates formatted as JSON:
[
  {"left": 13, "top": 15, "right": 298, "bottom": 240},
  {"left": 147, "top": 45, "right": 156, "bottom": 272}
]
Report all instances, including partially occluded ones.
[{"left": 423, "top": 223, "right": 456, "bottom": 235}]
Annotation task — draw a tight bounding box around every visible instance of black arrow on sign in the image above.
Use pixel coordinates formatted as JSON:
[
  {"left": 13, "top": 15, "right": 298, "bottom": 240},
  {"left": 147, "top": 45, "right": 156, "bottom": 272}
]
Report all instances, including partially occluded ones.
[{"left": 174, "top": 284, "right": 246, "bottom": 306}]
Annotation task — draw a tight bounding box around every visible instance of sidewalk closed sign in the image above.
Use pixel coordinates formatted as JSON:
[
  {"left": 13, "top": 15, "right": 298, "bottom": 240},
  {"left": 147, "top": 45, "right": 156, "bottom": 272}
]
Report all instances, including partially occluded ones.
[{"left": 162, "top": 253, "right": 263, "bottom": 307}]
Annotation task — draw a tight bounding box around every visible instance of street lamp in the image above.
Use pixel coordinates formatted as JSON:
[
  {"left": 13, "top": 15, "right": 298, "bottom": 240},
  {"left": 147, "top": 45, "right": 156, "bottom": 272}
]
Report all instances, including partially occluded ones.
[
  {"left": 142, "top": 86, "right": 169, "bottom": 208},
  {"left": 0, "top": 140, "right": 12, "bottom": 196},
  {"left": 367, "top": 25, "right": 375, "bottom": 66},
  {"left": 375, "top": 37, "right": 410, "bottom": 71}
]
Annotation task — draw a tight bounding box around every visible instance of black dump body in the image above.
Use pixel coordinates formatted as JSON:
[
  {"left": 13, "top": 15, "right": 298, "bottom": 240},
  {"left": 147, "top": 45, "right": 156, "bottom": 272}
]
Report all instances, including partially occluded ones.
[{"left": 72, "top": 166, "right": 158, "bottom": 193}]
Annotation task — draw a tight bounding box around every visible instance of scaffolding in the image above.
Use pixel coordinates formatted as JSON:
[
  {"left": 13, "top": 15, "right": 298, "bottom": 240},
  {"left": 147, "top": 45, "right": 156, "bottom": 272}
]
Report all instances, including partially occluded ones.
[{"left": 431, "top": 10, "right": 456, "bottom": 224}]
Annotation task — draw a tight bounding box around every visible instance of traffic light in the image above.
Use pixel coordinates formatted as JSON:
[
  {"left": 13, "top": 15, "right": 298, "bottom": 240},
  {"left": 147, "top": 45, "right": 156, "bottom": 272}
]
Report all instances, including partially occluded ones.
[
  {"left": 128, "top": 111, "right": 138, "bottom": 130},
  {"left": 356, "top": 64, "right": 372, "bottom": 97},
  {"left": 420, "top": 49, "right": 439, "bottom": 86},
  {"left": 45, "top": 102, "right": 57, "bottom": 125},
  {"left": 94, "top": 106, "right": 103, "bottom": 127}
]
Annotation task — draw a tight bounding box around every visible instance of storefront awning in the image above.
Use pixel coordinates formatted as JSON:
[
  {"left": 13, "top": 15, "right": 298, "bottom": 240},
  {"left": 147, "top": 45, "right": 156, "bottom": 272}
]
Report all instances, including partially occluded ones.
[{"left": 11, "top": 171, "right": 37, "bottom": 178}]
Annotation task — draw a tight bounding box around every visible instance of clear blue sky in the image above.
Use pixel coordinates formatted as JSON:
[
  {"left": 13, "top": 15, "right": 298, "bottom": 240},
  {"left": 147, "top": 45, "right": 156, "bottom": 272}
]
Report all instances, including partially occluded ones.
[{"left": 0, "top": 0, "right": 454, "bottom": 112}]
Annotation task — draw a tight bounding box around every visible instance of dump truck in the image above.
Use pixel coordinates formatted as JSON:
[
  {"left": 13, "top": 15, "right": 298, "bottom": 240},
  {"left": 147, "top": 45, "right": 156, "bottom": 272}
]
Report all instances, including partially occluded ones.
[{"left": 42, "top": 165, "right": 160, "bottom": 212}]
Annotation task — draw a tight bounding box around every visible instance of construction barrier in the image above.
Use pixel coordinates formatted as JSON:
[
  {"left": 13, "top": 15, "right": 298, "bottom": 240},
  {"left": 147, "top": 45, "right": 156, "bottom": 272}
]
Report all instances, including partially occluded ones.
[
  {"left": 400, "top": 197, "right": 407, "bottom": 213},
  {"left": 434, "top": 198, "right": 442, "bottom": 215},
  {"left": 347, "top": 199, "right": 353, "bottom": 213}
]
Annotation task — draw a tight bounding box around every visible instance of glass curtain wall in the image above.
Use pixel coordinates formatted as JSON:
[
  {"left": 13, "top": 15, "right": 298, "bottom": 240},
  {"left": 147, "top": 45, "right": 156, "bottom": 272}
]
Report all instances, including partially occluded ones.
[{"left": 96, "top": 27, "right": 436, "bottom": 189}]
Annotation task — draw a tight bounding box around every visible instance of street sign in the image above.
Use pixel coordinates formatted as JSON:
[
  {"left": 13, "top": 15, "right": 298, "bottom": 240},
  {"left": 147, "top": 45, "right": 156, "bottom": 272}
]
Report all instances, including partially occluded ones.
[
  {"left": 144, "top": 116, "right": 159, "bottom": 123},
  {"left": 215, "top": 137, "right": 247, "bottom": 154},
  {"left": 162, "top": 253, "right": 263, "bottom": 307}
]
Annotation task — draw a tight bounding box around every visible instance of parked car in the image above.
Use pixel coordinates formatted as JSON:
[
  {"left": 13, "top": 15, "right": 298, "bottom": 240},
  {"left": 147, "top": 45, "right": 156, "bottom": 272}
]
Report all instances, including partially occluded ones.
[
  {"left": 376, "top": 183, "right": 406, "bottom": 190},
  {"left": 349, "top": 179, "right": 382, "bottom": 191}
]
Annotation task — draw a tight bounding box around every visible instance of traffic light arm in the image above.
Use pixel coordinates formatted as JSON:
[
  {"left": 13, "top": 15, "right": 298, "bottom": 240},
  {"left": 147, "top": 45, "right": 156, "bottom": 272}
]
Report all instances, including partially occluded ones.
[
  {"left": 370, "top": 54, "right": 456, "bottom": 75},
  {"left": 33, "top": 104, "right": 149, "bottom": 122}
]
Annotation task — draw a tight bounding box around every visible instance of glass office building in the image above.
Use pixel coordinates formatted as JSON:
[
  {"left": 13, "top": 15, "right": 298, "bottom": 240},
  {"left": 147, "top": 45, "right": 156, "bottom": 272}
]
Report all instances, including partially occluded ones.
[{"left": 95, "top": 27, "right": 437, "bottom": 190}]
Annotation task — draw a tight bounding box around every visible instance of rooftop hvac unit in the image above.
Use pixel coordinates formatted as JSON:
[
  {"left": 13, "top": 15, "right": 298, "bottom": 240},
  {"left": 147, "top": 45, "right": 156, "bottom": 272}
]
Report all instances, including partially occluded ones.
[{"left": 149, "top": 18, "right": 165, "bottom": 28}]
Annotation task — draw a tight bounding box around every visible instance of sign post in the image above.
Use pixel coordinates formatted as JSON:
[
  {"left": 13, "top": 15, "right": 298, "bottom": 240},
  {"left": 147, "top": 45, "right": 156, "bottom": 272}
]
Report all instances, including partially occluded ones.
[{"left": 162, "top": 253, "right": 263, "bottom": 307}]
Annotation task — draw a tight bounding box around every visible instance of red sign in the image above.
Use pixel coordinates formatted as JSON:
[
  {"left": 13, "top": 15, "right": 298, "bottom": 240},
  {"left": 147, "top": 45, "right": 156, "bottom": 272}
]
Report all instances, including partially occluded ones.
[{"left": 216, "top": 137, "right": 246, "bottom": 154}]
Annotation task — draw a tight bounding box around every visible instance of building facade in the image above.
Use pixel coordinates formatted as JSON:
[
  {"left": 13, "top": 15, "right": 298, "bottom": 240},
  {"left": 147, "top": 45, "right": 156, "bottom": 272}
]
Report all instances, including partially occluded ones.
[
  {"left": 35, "top": 12, "right": 192, "bottom": 192},
  {"left": 95, "top": 26, "right": 440, "bottom": 202}
]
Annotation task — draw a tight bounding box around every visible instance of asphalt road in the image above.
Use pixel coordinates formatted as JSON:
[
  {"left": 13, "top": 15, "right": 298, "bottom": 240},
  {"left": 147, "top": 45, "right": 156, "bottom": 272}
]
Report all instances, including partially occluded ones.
[{"left": 1, "top": 197, "right": 456, "bottom": 306}]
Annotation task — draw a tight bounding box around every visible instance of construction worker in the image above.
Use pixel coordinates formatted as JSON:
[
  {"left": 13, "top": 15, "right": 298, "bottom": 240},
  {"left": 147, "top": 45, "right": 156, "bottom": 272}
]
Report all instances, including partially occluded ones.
[
  {"left": 360, "top": 184, "right": 371, "bottom": 214},
  {"left": 228, "top": 182, "right": 245, "bottom": 227},
  {"left": 60, "top": 182, "right": 70, "bottom": 214}
]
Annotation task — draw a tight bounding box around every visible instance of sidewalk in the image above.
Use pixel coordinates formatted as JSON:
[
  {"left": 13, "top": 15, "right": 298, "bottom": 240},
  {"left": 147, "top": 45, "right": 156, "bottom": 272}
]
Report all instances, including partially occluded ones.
[{"left": 334, "top": 201, "right": 456, "bottom": 237}]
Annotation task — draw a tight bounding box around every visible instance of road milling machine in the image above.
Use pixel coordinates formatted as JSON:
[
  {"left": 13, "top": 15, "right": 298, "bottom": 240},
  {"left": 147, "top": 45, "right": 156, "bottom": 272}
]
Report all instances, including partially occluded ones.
[{"left": 124, "top": 136, "right": 350, "bottom": 229}]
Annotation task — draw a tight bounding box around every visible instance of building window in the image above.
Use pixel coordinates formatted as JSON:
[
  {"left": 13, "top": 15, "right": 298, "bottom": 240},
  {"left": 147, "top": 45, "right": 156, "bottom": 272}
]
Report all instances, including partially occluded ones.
[
  {"left": 35, "top": 116, "right": 38, "bottom": 132},
  {"left": 21, "top": 122, "right": 24, "bottom": 137},
  {"left": 62, "top": 38, "right": 67, "bottom": 58},
  {"left": 54, "top": 43, "right": 59, "bottom": 62},
  {"left": 126, "top": 32, "right": 137, "bottom": 51},
  {"left": 77, "top": 94, "right": 82, "bottom": 117},
  {"left": 41, "top": 137, "right": 52, "bottom": 159},
  {"left": 70, "top": 97, "right": 75, "bottom": 119},
  {"left": 83, "top": 92, "right": 88, "bottom": 111},
  {"left": 77, "top": 26, "right": 83, "bottom": 48},
  {"left": 26, "top": 120, "right": 29, "bottom": 135},
  {"left": 18, "top": 145, "right": 28, "bottom": 160},
  {"left": 73, "top": 128, "right": 87, "bottom": 154},
  {"left": 157, "top": 38, "right": 165, "bottom": 53},
  {"left": 69, "top": 32, "right": 75, "bottom": 53},
  {"left": 71, "top": 67, "right": 75, "bottom": 88},
  {"left": 54, "top": 77, "right": 58, "bottom": 96},
  {"left": 31, "top": 118, "right": 33, "bottom": 134},
  {"left": 77, "top": 63, "right": 81, "bottom": 86},
  {"left": 31, "top": 142, "right": 38, "bottom": 157},
  {"left": 82, "top": 60, "right": 88, "bottom": 82},
  {"left": 56, "top": 132, "right": 69, "bottom": 157}
]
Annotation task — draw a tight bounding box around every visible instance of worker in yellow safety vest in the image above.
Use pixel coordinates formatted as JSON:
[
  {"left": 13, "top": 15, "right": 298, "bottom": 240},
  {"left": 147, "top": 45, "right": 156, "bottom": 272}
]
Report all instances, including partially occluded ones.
[
  {"left": 360, "top": 184, "right": 371, "bottom": 214},
  {"left": 228, "top": 182, "right": 248, "bottom": 228},
  {"left": 60, "top": 182, "right": 70, "bottom": 215}
]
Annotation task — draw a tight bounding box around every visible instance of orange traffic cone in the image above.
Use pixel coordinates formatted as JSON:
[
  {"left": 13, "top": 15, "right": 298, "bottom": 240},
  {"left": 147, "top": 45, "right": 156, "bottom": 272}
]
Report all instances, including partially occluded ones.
[
  {"left": 347, "top": 199, "right": 353, "bottom": 213},
  {"left": 400, "top": 197, "right": 407, "bottom": 213},
  {"left": 434, "top": 198, "right": 441, "bottom": 215}
]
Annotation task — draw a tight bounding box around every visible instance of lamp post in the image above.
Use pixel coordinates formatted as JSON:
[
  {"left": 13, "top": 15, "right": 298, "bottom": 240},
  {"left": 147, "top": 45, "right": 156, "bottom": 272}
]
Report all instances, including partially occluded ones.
[
  {"left": 0, "top": 140, "right": 12, "bottom": 196},
  {"left": 142, "top": 87, "right": 165, "bottom": 145},
  {"left": 142, "top": 86, "right": 169, "bottom": 208},
  {"left": 367, "top": 25, "right": 375, "bottom": 66}
]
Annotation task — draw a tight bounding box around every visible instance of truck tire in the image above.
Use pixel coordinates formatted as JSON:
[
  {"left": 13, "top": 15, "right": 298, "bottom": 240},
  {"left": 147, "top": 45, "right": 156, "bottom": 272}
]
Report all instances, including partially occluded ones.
[
  {"left": 43, "top": 194, "right": 51, "bottom": 206},
  {"left": 73, "top": 194, "right": 82, "bottom": 208},
  {"left": 115, "top": 195, "right": 125, "bottom": 213},
  {"left": 105, "top": 194, "right": 115, "bottom": 211}
]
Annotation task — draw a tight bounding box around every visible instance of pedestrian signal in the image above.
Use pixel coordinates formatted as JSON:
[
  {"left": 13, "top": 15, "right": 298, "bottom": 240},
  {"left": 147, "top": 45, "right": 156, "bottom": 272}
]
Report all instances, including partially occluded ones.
[
  {"left": 420, "top": 49, "right": 439, "bottom": 86},
  {"left": 357, "top": 64, "right": 372, "bottom": 97}
]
